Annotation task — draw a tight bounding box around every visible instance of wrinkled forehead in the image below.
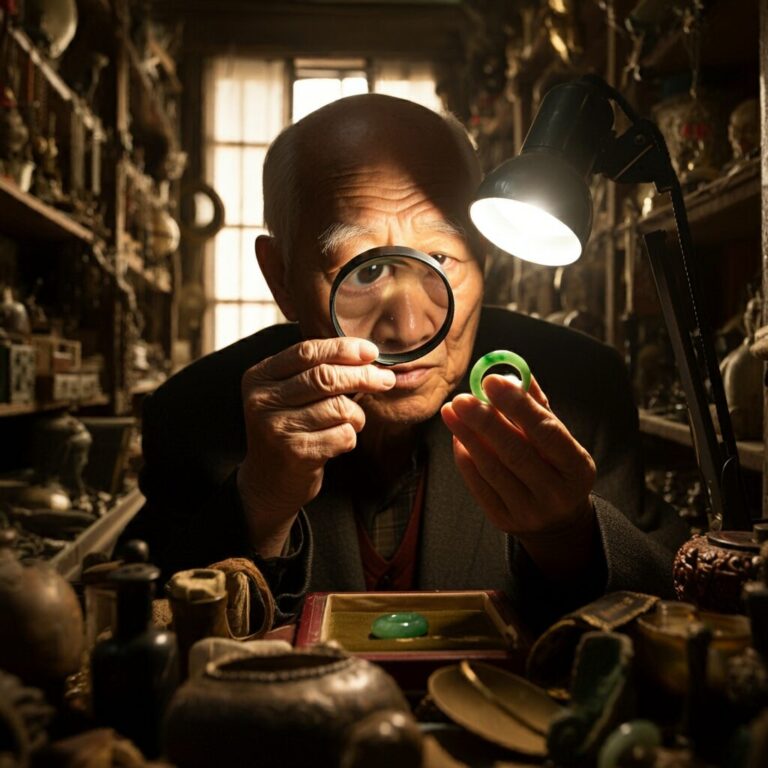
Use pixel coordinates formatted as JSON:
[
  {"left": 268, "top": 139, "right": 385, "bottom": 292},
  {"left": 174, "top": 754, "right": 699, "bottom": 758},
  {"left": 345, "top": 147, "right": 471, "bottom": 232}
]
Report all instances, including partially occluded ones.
[{"left": 295, "top": 130, "right": 476, "bottom": 238}]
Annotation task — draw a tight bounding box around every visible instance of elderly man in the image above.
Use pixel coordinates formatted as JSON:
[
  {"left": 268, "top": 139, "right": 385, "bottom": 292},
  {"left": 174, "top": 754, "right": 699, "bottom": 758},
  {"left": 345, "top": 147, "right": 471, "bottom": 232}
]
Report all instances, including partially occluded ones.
[{"left": 123, "top": 93, "right": 687, "bottom": 629}]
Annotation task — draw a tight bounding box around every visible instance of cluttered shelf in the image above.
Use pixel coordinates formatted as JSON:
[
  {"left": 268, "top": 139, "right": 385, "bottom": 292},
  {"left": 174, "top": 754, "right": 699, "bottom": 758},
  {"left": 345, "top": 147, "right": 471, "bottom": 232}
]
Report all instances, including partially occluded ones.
[
  {"left": 0, "top": 395, "right": 110, "bottom": 419},
  {"left": 0, "top": 176, "right": 95, "bottom": 243},
  {"left": 638, "top": 409, "right": 763, "bottom": 472},
  {"left": 7, "top": 26, "right": 104, "bottom": 134},
  {"left": 123, "top": 249, "right": 173, "bottom": 293},
  {"left": 49, "top": 484, "right": 144, "bottom": 580},
  {"left": 636, "top": 158, "right": 760, "bottom": 239},
  {"left": 123, "top": 34, "right": 178, "bottom": 148}
]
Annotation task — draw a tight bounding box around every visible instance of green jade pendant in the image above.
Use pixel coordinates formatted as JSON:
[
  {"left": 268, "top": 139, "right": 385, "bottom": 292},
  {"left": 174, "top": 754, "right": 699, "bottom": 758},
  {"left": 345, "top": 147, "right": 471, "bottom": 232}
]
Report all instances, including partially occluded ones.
[
  {"left": 371, "top": 612, "right": 429, "bottom": 639},
  {"left": 470, "top": 350, "right": 531, "bottom": 404}
]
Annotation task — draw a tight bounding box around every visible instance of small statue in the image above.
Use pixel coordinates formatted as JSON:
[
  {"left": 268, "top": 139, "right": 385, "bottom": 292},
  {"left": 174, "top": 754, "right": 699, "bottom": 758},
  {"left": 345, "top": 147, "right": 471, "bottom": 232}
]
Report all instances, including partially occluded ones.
[
  {"left": 0, "top": 86, "right": 33, "bottom": 190},
  {"left": 32, "top": 114, "right": 65, "bottom": 204},
  {"left": 725, "top": 99, "right": 759, "bottom": 172},
  {"left": 720, "top": 292, "right": 764, "bottom": 440},
  {"left": 14, "top": 413, "right": 94, "bottom": 511},
  {"left": 0, "top": 286, "right": 31, "bottom": 337}
]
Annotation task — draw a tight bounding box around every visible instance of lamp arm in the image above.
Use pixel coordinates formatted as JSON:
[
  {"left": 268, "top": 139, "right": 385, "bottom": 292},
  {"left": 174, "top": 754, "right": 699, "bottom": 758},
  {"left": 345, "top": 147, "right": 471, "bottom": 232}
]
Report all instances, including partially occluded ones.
[{"left": 586, "top": 78, "right": 750, "bottom": 530}]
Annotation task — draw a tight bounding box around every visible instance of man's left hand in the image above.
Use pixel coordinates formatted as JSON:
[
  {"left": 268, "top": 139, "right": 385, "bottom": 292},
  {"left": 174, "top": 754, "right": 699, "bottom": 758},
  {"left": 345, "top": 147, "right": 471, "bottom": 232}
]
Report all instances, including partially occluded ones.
[{"left": 440, "top": 373, "right": 597, "bottom": 581}]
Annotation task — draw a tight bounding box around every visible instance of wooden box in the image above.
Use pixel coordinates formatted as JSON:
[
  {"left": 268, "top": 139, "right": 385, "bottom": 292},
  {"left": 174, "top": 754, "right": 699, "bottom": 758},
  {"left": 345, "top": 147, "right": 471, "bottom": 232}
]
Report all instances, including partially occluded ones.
[
  {"left": 30, "top": 336, "right": 81, "bottom": 375},
  {"left": 0, "top": 344, "right": 36, "bottom": 404},
  {"left": 296, "top": 590, "right": 528, "bottom": 692},
  {"left": 36, "top": 373, "right": 81, "bottom": 402}
]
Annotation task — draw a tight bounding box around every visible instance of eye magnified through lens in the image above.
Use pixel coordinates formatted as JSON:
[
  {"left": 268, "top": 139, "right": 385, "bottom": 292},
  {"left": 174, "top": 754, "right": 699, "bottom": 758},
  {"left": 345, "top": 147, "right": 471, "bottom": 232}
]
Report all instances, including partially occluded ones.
[{"left": 330, "top": 246, "right": 455, "bottom": 365}]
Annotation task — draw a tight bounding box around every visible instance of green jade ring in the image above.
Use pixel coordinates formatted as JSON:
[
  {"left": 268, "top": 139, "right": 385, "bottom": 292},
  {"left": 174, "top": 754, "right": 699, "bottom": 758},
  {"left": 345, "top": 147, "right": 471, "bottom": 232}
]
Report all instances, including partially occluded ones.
[
  {"left": 371, "top": 612, "right": 429, "bottom": 639},
  {"left": 469, "top": 350, "right": 531, "bottom": 404}
]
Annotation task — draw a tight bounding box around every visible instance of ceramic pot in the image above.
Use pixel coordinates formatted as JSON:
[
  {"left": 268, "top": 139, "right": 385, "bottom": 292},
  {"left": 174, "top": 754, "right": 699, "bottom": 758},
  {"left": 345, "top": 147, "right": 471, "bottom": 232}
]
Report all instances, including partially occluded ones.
[
  {"left": 673, "top": 532, "right": 764, "bottom": 613},
  {"left": 0, "top": 529, "right": 84, "bottom": 691},
  {"left": 164, "top": 645, "right": 409, "bottom": 768}
]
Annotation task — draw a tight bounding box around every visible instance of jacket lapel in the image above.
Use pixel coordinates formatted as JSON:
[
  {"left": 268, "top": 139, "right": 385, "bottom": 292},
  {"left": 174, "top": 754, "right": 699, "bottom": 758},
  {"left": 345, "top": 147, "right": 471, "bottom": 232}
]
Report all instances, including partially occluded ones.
[
  {"left": 418, "top": 415, "right": 507, "bottom": 590},
  {"left": 305, "top": 486, "right": 366, "bottom": 592}
]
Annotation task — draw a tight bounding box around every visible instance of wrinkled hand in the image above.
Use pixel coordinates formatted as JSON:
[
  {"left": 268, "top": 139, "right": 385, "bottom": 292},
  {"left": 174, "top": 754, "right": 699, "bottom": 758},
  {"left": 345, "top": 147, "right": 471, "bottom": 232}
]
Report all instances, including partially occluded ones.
[
  {"left": 441, "top": 374, "right": 597, "bottom": 579},
  {"left": 238, "top": 337, "right": 395, "bottom": 557}
]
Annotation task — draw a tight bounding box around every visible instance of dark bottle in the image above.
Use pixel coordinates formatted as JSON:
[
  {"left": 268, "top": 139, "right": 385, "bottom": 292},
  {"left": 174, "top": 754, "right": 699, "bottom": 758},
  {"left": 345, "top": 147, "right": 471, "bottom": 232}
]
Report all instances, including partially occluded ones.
[{"left": 91, "top": 562, "right": 179, "bottom": 758}]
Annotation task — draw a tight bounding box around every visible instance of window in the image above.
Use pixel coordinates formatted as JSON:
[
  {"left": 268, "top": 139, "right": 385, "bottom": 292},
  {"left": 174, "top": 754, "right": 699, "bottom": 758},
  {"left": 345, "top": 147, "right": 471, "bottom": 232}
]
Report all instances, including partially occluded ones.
[
  {"left": 204, "top": 57, "right": 440, "bottom": 353},
  {"left": 204, "top": 58, "right": 287, "bottom": 352}
]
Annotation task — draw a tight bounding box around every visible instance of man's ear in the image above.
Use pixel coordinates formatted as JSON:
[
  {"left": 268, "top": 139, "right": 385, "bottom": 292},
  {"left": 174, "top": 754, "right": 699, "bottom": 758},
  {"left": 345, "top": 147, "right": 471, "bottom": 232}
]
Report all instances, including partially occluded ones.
[{"left": 255, "top": 235, "right": 297, "bottom": 321}]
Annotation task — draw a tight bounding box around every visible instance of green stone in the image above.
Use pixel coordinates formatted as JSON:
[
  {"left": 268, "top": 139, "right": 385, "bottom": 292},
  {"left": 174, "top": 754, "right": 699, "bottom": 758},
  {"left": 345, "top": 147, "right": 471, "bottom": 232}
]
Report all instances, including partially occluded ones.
[{"left": 371, "top": 612, "right": 429, "bottom": 639}]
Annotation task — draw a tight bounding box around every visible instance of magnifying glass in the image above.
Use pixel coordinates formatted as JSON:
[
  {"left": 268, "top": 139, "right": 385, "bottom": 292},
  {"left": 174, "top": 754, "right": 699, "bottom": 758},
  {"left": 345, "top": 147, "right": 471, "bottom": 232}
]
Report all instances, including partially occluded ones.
[{"left": 329, "top": 246, "right": 455, "bottom": 365}]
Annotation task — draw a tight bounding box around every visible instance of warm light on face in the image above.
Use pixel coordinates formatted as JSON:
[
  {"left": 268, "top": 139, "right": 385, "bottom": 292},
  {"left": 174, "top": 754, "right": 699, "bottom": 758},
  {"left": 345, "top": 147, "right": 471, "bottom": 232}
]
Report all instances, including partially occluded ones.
[{"left": 469, "top": 197, "right": 582, "bottom": 266}]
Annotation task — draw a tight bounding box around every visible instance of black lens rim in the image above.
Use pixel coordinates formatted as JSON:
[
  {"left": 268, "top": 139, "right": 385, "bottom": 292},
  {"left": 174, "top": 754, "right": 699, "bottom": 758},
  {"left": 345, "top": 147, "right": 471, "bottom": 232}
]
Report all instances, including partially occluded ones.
[{"left": 329, "top": 245, "right": 455, "bottom": 365}]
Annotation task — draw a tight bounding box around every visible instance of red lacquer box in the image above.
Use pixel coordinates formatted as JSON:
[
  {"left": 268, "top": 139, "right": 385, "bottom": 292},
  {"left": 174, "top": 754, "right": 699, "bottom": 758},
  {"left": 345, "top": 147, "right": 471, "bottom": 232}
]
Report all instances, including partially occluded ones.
[{"left": 295, "top": 590, "right": 529, "bottom": 692}]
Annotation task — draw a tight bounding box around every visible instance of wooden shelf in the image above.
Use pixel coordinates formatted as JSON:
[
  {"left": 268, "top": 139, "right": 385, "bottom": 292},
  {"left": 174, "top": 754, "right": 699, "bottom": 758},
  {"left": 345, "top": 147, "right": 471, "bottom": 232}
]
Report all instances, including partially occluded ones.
[
  {"left": 0, "top": 176, "right": 95, "bottom": 242},
  {"left": 50, "top": 485, "right": 145, "bottom": 580},
  {"left": 637, "top": 159, "right": 760, "bottom": 243},
  {"left": 0, "top": 394, "right": 110, "bottom": 419},
  {"left": 124, "top": 35, "right": 177, "bottom": 147},
  {"left": 8, "top": 26, "right": 104, "bottom": 136},
  {"left": 638, "top": 409, "right": 763, "bottom": 472}
]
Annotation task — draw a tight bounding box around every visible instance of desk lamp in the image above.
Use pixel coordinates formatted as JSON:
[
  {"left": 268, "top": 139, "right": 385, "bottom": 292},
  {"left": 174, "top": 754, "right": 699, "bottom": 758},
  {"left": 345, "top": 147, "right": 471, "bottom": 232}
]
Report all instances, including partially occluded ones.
[{"left": 470, "top": 74, "right": 750, "bottom": 533}]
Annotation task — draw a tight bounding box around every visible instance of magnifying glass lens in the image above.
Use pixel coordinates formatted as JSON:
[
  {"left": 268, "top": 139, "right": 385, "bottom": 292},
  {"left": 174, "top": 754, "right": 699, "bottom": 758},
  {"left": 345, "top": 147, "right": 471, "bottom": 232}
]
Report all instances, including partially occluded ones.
[{"left": 330, "top": 248, "right": 455, "bottom": 366}]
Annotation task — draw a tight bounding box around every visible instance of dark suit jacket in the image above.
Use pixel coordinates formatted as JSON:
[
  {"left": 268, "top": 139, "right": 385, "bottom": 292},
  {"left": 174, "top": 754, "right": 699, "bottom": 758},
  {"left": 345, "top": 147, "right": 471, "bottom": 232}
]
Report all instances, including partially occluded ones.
[{"left": 122, "top": 306, "right": 689, "bottom": 629}]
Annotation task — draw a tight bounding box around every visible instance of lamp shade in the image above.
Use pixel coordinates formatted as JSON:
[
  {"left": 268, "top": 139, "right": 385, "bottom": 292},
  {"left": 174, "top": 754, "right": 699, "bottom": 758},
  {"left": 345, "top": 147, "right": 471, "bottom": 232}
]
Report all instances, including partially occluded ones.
[
  {"left": 470, "top": 152, "right": 592, "bottom": 266},
  {"left": 470, "top": 78, "right": 615, "bottom": 267}
]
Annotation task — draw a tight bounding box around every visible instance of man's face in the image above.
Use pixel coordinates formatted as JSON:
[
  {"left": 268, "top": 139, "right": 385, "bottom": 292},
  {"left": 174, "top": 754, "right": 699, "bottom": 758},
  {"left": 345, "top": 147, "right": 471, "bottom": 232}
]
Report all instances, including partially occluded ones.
[{"left": 285, "top": 160, "right": 484, "bottom": 426}]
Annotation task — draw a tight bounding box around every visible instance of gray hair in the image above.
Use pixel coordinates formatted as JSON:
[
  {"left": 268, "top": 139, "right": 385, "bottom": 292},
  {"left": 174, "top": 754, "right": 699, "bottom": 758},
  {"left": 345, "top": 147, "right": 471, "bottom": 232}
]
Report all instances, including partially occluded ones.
[{"left": 262, "top": 100, "right": 481, "bottom": 267}]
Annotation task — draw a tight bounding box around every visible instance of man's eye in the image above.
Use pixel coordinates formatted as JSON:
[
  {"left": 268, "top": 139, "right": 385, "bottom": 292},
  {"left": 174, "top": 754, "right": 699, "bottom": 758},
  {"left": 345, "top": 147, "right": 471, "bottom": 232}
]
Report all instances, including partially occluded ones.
[
  {"left": 430, "top": 253, "right": 451, "bottom": 266},
  {"left": 350, "top": 263, "right": 393, "bottom": 286}
]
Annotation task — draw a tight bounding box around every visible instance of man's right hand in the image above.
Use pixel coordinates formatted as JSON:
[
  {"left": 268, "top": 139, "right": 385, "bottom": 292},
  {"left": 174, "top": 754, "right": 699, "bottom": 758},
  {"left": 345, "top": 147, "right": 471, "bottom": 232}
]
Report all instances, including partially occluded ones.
[{"left": 237, "top": 337, "right": 395, "bottom": 557}]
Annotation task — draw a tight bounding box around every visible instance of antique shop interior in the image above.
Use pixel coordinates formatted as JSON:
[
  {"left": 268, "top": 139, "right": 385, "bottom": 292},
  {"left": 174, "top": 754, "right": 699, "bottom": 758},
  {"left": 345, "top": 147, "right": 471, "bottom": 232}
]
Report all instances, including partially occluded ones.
[{"left": 1, "top": 0, "right": 768, "bottom": 766}]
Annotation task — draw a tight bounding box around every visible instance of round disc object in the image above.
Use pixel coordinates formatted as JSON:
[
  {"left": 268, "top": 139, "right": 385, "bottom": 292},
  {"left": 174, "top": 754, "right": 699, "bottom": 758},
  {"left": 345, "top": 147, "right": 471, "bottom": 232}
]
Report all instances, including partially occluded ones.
[
  {"left": 371, "top": 612, "right": 429, "bottom": 639},
  {"left": 470, "top": 350, "right": 531, "bottom": 403},
  {"left": 428, "top": 662, "right": 562, "bottom": 756},
  {"left": 330, "top": 246, "right": 454, "bottom": 366}
]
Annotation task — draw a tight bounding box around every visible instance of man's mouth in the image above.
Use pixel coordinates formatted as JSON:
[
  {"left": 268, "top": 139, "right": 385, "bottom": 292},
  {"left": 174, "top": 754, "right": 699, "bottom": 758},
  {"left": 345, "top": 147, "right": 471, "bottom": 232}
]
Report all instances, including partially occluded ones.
[{"left": 389, "top": 365, "right": 434, "bottom": 388}]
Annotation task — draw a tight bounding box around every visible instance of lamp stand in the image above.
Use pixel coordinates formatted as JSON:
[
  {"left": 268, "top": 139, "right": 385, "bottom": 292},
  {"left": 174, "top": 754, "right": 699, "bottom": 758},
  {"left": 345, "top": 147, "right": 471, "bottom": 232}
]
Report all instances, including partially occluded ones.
[{"left": 585, "top": 75, "right": 751, "bottom": 531}]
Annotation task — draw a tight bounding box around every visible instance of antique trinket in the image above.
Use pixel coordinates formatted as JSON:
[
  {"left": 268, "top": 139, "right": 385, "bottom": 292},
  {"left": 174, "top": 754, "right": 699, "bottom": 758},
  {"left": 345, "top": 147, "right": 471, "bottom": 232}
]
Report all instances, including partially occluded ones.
[{"left": 371, "top": 612, "right": 429, "bottom": 639}]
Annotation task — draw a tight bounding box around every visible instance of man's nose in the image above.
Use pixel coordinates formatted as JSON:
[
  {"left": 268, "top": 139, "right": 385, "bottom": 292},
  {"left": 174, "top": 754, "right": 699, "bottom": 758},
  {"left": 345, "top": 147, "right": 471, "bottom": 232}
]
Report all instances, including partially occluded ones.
[{"left": 372, "top": 290, "right": 439, "bottom": 354}]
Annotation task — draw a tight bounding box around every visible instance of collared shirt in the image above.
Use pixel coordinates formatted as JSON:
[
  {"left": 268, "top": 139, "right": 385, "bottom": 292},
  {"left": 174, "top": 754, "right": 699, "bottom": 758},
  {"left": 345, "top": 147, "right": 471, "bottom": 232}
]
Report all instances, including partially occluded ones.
[{"left": 354, "top": 447, "right": 425, "bottom": 560}]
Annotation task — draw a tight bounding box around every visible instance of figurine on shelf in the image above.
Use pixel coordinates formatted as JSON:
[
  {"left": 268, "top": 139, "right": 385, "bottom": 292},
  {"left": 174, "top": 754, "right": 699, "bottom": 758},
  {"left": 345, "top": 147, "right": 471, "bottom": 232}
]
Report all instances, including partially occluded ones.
[
  {"left": 0, "top": 285, "right": 31, "bottom": 338},
  {"left": 724, "top": 98, "right": 760, "bottom": 174},
  {"left": 12, "top": 412, "right": 94, "bottom": 513},
  {"left": 0, "top": 86, "right": 34, "bottom": 191},
  {"left": 720, "top": 291, "right": 764, "bottom": 441},
  {"left": 32, "top": 113, "right": 65, "bottom": 205}
]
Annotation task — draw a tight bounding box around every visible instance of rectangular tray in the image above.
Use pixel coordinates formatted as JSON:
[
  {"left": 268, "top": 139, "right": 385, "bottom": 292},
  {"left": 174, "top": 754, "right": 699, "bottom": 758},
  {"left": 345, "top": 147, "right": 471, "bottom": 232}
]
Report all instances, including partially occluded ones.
[{"left": 296, "top": 590, "right": 529, "bottom": 692}]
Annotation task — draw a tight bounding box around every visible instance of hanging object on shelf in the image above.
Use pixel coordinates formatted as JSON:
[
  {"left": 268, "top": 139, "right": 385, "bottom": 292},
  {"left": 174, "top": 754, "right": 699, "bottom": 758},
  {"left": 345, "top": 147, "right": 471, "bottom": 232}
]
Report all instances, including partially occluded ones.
[
  {"left": 653, "top": 92, "right": 722, "bottom": 191},
  {"left": 22, "top": 0, "right": 78, "bottom": 59},
  {"left": 544, "top": 0, "right": 583, "bottom": 66},
  {"left": 179, "top": 180, "right": 225, "bottom": 243},
  {"left": 150, "top": 207, "right": 180, "bottom": 259}
]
